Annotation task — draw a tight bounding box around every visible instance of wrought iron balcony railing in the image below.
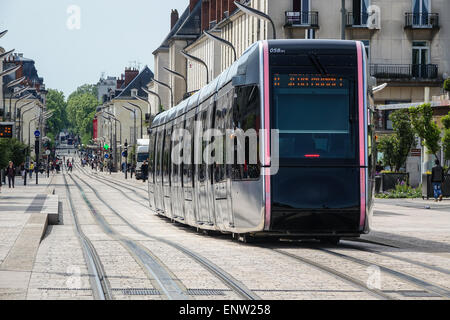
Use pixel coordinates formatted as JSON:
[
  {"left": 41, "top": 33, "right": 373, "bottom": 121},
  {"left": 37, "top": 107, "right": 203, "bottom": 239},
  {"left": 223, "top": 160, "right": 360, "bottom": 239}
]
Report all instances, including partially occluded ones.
[
  {"left": 370, "top": 64, "right": 438, "bottom": 80},
  {"left": 405, "top": 13, "right": 439, "bottom": 29},
  {"left": 346, "top": 12, "right": 370, "bottom": 27},
  {"left": 285, "top": 11, "right": 319, "bottom": 28}
]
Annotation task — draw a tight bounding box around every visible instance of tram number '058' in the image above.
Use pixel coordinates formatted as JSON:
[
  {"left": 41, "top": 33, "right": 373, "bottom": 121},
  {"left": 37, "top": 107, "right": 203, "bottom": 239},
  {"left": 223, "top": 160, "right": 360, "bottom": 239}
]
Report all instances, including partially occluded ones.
[{"left": 223, "top": 304, "right": 271, "bottom": 315}]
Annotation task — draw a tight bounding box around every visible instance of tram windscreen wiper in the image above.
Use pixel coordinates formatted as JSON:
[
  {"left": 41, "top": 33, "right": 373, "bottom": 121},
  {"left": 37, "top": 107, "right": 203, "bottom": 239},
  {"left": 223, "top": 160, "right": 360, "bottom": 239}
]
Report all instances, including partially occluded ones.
[{"left": 308, "top": 53, "right": 328, "bottom": 75}]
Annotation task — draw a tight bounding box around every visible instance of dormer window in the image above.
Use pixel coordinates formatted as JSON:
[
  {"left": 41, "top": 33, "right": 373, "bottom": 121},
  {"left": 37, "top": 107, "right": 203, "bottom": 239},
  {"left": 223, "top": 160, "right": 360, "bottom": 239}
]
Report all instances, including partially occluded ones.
[{"left": 131, "top": 89, "right": 138, "bottom": 97}]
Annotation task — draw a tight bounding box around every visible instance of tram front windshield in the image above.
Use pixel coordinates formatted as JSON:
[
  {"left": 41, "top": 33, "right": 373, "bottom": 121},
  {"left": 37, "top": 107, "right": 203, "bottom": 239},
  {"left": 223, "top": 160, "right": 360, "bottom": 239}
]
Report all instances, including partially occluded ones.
[{"left": 272, "top": 73, "right": 356, "bottom": 161}]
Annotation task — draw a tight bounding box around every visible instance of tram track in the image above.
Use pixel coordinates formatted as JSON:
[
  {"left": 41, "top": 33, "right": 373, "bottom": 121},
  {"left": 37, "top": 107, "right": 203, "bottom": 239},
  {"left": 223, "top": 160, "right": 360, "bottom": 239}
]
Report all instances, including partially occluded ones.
[
  {"left": 62, "top": 173, "right": 112, "bottom": 300},
  {"left": 74, "top": 161, "right": 449, "bottom": 300},
  {"left": 70, "top": 165, "right": 261, "bottom": 300},
  {"left": 66, "top": 172, "right": 189, "bottom": 300}
]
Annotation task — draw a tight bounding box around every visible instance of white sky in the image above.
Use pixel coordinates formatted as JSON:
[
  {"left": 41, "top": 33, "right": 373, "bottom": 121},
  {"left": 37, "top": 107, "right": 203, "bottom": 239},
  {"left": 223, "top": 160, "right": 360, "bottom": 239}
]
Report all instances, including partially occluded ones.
[{"left": 0, "top": 0, "right": 188, "bottom": 98}]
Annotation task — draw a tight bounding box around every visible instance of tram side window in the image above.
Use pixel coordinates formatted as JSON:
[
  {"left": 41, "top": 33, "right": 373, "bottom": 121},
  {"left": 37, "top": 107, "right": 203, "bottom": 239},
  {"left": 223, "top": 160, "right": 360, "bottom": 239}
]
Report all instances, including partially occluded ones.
[
  {"left": 149, "top": 131, "right": 156, "bottom": 183},
  {"left": 231, "top": 85, "right": 261, "bottom": 181},
  {"left": 214, "top": 105, "right": 225, "bottom": 183},
  {"left": 155, "top": 130, "right": 163, "bottom": 183},
  {"left": 183, "top": 116, "right": 195, "bottom": 188},
  {"left": 198, "top": 109, "right": 208, "bottom": 183},
  {"left": 162, "top": 126, "right": 172, "bottom": 186}
]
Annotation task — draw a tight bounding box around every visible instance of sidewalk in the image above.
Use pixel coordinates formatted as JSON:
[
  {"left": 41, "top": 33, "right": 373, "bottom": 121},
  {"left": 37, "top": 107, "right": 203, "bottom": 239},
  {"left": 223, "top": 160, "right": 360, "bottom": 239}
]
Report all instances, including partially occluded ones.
[{"left": 0, "top": 172, "right": 59, "bottom": 299}]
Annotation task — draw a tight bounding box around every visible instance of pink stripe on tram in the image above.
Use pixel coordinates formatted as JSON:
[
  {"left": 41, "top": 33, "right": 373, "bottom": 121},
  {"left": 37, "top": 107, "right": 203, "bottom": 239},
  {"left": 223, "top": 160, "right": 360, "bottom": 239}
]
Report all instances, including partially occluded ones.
[
  {"left": 263, "top": 41, "right": 271, "bottom": 231},
  {"left": 356, "top": 41, "right": 366, "bottom": 228}
]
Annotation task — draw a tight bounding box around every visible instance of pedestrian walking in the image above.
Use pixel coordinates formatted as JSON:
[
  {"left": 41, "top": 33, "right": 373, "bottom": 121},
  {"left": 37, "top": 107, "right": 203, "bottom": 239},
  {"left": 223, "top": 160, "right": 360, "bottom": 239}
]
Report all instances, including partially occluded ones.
[
  {"left": 6, "top": 161, "right": 16, "bottom": 188},
  {"left": 431, "top": 159, "right": 445, "bottom": 202},
  {"left": 141, "top": 160, "right": 148, "bottom": 183},
  {"left": 29, "top": 161, "right": 34, "bottom": 178}
]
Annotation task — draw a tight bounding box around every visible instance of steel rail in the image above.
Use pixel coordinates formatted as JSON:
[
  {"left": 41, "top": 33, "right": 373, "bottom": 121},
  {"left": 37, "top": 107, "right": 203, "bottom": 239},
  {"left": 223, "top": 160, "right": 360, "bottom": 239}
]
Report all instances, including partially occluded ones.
[
  {"left": 73, "top": 164, "right": 260, "bottom": 300},
  {"left": 62, "top": 173, "right": 112, "bottom": 300},
  {"left": 67, "top": 172, "right": 189, "bottom": 300}
]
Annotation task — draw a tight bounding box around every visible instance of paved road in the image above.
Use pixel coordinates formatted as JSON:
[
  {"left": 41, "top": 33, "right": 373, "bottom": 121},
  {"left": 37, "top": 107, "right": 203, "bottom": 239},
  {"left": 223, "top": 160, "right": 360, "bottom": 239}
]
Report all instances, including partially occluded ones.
[{"left": 1, "top": 161, "right": 449, "bottom": 300}]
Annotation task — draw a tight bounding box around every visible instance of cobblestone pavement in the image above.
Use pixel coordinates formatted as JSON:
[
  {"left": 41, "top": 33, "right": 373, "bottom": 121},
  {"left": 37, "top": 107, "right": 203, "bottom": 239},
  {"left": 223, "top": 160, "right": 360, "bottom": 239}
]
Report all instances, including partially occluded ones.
[{"left": 1, "top": 163, "right": 449, "bottom": 300}]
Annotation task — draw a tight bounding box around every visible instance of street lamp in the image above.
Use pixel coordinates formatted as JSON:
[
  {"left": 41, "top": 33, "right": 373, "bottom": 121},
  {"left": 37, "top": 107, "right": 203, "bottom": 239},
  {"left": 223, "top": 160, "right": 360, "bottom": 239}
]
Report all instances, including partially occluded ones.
[
  {"left": 163, "top": 67, "right": 187, "bottom": 95},
  {"left": 127, "top": 102, "right": 143, "bottom": 139},
  {"left": 153, "top": 78, "right": 174, "bottom": 108},
  {"left": 0, "top": 49, "right": 15, "bottom": 60},
  {"left": 104, "top": 111, "right": 123, "bottom": 166},
  {"left": 122, "top": 105, "right": 137, "bottom": 146},
  {"left": 234, "top": 1, "right": 277, "bottom": 39},
  {"left": 204, "top": 30, "right": 237, "bottom": 62},
  {"left": 142, "top": 87, "right": 162, "bottom": 112},
  {"left": 7, "top": 77, "right": 26, "bottom": 120},
  {"left": 0, "top": 30, "right": 8, "bottom": 39},
  {"left": 180, "top": 50, "right": 209, "bottom": 84}
]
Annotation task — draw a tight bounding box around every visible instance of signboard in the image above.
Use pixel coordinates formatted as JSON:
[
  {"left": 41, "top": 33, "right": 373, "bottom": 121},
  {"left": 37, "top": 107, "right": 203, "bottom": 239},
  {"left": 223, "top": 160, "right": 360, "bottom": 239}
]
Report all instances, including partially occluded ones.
[
  {"left": 34, "top": 130, "right": 41, "bottom": 137},
  {"left": 0, "top": 122, "right": 14, "bottom": 138},
  {"left": 93, "top": 118, "right": 98, "bottom": 140},
  {"left": 411, "top": 149, "right": 421, "bottom": 157},
  {"left": 105, "top": 154, "right": 109, "bottom": 159},
  {"left": 104, "top": 144, "right": 110, "bottom": 150},
  {"left": 45, "top": 150, "right": 51, "bottom": 155}
]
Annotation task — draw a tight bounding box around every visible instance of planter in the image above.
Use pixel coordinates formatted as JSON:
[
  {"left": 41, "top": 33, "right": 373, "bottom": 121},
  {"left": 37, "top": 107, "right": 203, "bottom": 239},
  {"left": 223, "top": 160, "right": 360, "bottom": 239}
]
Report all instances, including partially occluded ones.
[
  {"left": 381, "top": 173, "right": 409, "bottom": 192},
  {"left": 422, "top": 174, "right": 450, "bottom": 199},
  {"left": 375, "top": 175, "right": 382, "bottom": 194}
]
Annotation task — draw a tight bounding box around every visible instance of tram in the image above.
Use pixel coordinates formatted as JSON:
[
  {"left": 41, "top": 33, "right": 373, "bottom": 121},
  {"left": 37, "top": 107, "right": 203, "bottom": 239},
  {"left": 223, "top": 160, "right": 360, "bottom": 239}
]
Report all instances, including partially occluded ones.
[{"left": 147, "top": 39, "right": 376, "bottom": 242}]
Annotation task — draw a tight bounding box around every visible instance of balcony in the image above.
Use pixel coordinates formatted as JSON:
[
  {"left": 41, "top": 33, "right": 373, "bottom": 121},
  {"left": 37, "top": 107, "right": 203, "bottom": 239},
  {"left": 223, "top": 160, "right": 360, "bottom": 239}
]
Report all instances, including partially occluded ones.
[
  {"left": 285, "top": 11, "right": 319, "bottom": 28},
  {"left": 346, "top": 12, "right": 370, "bottom": 28},
  {"left": 370, "top": 64, "right": 438, "bottom": 81},
  {"left": 405, "top": 13, "right": 439, "bottom": 29}
]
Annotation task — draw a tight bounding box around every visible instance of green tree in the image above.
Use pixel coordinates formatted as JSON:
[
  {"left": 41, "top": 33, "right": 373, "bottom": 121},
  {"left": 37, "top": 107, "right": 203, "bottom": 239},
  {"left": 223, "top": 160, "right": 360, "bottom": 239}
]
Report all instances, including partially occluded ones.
[
  {"left": 409, "top": 103, "right": 441, "bottom": 157},
  {"left": 377, "top": 109, "right": 415, "bottom": 172},
  {"left": 442, "top": 112, "right": 450, "bottom": 169},
  {"left": 66, "top": 85, "right": 99, "bottom": 143},
  {"left": 0, "top": 138, "right": 27, "bottom": 168},
  {"left": 46, "top": 89, "right": 68, "bottom": 136},
  {"left": 0, "top": 139, "right": 11, "bottom": 169},
  {"left": 444, "top": 79, "right": 450, "bottom": 92}
]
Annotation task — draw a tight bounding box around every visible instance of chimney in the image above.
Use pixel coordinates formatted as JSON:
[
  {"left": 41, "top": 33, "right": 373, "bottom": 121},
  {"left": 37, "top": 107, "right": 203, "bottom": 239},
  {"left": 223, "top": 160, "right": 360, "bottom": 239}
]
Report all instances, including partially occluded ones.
[
  {"left": 124, "top": 68, "right": 139, "bottom": 87},
  {"left": 190, "top": 0, "right": 200, "bottom": 12},
  {"left": 171, "top": 9, "right": 179, "bottom": 29},
  {"left": 117, "top": 74, "right": 125, "bottom": 89},
  {"left": 201, "top": 1, "right": 210, "bottom": 31},
  {"left": 228, "top": 0, "right": 237, "bottom": 15}
]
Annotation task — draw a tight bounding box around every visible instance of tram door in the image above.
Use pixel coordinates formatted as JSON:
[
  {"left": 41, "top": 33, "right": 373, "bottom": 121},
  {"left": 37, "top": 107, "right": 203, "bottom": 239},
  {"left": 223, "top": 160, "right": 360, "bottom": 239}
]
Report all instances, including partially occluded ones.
[
  {"left": 154, "top": 127, "right": 164, "bottom": 212},
  {"left": 162, "top": 123, "right": 173, "bottom": 218},
  {"left": 171, "top": 118, "right": 185, "bottom": 220},
  {"left": 195, "top": 104, "right": 214, "bottom": 226},
  {"left": 183, "top": 112, "right": 196, "bottom": 225},
  {"left": 214, "top": 86, "right": 234, "bottom": 230},
  {"left": 148, "top": 130, "right": 156, "bottom": 210}
]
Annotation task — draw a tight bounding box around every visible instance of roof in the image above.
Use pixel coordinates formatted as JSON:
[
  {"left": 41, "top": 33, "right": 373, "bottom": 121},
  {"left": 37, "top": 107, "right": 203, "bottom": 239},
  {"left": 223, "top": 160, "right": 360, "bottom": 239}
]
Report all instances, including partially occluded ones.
[
  {"left": 114, "top": 66, "right": 154, "bottom": 99},
  {"left": 153, "top": 1, "right": 201, "bottom": 54}
]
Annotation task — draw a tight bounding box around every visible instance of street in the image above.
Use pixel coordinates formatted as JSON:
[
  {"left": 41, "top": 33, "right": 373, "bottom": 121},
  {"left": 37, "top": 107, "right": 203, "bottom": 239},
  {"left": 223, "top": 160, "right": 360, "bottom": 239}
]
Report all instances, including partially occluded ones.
[{"left": 0, "top": 157, "right": 449, "bottom": 300}]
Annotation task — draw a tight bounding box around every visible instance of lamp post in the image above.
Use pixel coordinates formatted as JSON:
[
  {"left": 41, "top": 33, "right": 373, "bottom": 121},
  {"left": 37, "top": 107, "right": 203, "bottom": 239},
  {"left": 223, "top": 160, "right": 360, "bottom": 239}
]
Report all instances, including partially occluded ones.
[
  {"left": 104, "top": 111, "right": 122, "bottom": 170},
  {"left": 163, "top": 67, "right": 187, "bottom": 96},
  {"left": 1, "top": 65, "right": 20, "bottom": 120},
  {"left": 341, "top": 0, "right": 346, "bottom": 40},
  {"left": 153, "top": 79, "right": 174, "bottom": 108},
  {"left": 234, "top": 1, "right": 277, "bottom": 39},
  {"left": 127, "top": 102, "right": 143, "bottom": 139},
  {"left": 180, "top": 50, "right": 209, "bottom": 84},
  {"left": 16, "top": 100, "right": 33, "bottom": 141},
  {"left": 122, "top": 105, "right": 137, "bottom": 146},
  {"left": 142, "top": 87, "right": 162, "bottom": 112},
  {"left": 204, "top": 30, "right": 237, "bottom": 62},
  {"left": 12, "top": 91, "right": 32, "bottom": 124}
]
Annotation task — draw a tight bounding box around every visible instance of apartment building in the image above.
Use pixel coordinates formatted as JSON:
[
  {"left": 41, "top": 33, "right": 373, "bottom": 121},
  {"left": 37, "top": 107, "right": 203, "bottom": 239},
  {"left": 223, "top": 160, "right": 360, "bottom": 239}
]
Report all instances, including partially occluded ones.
[
  {"left": 152, "top": 0, "right": 448, "bottom": 115},
  {"left": 1, "top": 52, "right": 47, "bottom": 148}
]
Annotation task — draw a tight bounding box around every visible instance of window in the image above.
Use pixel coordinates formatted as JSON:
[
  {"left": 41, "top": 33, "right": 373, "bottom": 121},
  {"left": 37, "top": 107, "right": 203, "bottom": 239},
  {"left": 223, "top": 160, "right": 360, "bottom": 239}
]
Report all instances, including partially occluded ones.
[
  {"left": 183, "top": 115, "right": 195, "bottom": 188},
  {"left": 272, "top": 74, "right": 356, "bottom": 160},
  {"left": 412, "top": 41, "right": 430, "bottom": 77},
  {"left": 149, "top": 131, "right": 156, "bottom": 183},
  {"left": 353, "top": 0, "right": 370, "bottom": 25},
  {"left": 162, "top": 125, "right": 172, "bottom": 186},
  {"left": 231, "top": 85, "right": 261, "bottom": 180},
  {"left": 412, "top": 0, "right": 430, "bottom": 25}
]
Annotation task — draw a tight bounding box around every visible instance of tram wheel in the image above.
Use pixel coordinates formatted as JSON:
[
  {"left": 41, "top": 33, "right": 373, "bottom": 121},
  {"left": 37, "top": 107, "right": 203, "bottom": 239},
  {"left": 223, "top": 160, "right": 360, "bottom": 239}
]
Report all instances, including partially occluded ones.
[{"left": 319, "top": 237, "right": 341, "bottom": 245}]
